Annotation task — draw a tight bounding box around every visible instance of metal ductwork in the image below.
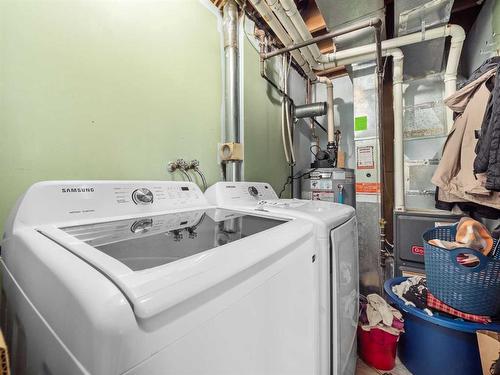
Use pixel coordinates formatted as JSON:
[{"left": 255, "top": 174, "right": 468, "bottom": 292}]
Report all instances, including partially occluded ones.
[
  {"left": 293, "top": 102, "right": 327, "bottom": 119},
  {"left": 222, "top": 0, "right": 242, "bottom": 181},
  {"left": 394, "top": 0, "right": 454, "bottom": 78},
  {"left": 314, "top": 0, "right": 386, "bottom": 50}
]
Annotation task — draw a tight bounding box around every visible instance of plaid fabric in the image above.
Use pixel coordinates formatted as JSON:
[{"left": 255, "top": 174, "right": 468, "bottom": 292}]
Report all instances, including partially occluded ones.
[{"left": 427, "top": 292, "right": 492, "bottom": 324}]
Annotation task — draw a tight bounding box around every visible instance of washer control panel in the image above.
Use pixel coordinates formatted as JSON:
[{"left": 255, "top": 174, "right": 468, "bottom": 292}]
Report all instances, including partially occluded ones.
[
  {"left": 248, "top": 186, "right": 259, "bottom": 197},
  {"left": 132, "top": 188, "right": 154, "bottom": 205},
  {"left": 15, "top": 181, "right": 208, "bottom": 226}
]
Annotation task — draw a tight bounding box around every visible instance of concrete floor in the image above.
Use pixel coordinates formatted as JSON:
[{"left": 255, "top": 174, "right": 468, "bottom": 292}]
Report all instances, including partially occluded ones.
[{"left": 356, "top": 358, "right": 412, "bottom": 375}]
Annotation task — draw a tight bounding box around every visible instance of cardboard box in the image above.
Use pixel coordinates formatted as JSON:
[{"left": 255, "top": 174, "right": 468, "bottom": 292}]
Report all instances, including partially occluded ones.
[
  {"left": 0, "top": 330, "right": 10, "bottom": 375},
  {"left": 477, "top": 330, "right": 500, "bottom": 375}
]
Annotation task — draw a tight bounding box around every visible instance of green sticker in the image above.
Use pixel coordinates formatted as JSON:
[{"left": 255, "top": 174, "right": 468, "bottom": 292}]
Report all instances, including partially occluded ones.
[{"left": 354, "top": 116, "right": 368, "bottom": 131}]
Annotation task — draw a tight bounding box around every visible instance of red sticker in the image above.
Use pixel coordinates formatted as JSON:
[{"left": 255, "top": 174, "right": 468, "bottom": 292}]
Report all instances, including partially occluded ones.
[{"left": 411, "top": 245, "right": 425, "bottom": 256}]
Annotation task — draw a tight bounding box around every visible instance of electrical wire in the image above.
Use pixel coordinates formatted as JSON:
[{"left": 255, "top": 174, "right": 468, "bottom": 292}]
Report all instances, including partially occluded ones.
[
  {"left": 278, "top": 168, "right": 317, "bottom": 198},
  {"left": 310, "top": 144, "right": 321, "bottom": 158}
]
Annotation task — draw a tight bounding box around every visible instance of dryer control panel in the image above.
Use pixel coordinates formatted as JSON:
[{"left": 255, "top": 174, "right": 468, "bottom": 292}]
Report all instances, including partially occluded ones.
[{"left": 204, "top": 182, "right": 278, "bottom": 207}]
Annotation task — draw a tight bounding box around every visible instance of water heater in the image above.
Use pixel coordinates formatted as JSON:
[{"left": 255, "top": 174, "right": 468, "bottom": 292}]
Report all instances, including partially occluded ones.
[{"left": 300, "top": 168, "right": 356, "bottom": 208}]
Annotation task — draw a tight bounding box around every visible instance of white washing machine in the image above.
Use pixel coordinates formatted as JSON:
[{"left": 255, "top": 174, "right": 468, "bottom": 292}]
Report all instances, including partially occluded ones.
[
  {"left": 0, "top": 180, "right": 321, "bottom": 375},
  {"left": 205, "top": 182, "right": 359, "bottom": 375}
]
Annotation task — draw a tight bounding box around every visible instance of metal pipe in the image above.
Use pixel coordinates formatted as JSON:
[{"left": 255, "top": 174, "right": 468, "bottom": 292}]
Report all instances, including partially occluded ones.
[
  {"left": 262, "top": 18, "right": 382, "bottom": 60},
  {"left": 293, "top": 102, "right": 327, "bottom": 119},
  {"left": 374, "top": 25, "right": 386, "bottom": 220},
  {"left": 223, "top": 0, "right": 242, "bottom": 181}
]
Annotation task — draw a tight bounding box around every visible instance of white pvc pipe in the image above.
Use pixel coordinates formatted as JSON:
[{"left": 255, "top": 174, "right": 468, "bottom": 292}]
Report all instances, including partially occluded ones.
[
  {"left": 444, "top": 30, "right": 466, "bottom": 130},
  {"left": 279, "top": 0, "right": 325, "bottom": 63},
  {"left": 251, "top": 0, "right": 317, "bottom": 81},
  {"left": 390, "top": 49, "right": 405, "bottom": 212},
  {"left": 265, "top": 0, "right": 318, "bottom": 68},
  {"left": 323, "top": 25, "right": 465, "bottom": 69},
  {"left": 317, "top": 76, "right": 335, "bottom": 144}
]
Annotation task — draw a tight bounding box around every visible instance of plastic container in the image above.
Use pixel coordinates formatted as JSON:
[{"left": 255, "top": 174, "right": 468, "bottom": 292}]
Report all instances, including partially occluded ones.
[
  {"left": 385, "top": 277, "right": 500, "bottom": 375},
  {"left": 357, "top": 326, "right": 399, "bottom": 371},
  {"left": 423, "top": 224, "right": 500, "bottom": 316}
]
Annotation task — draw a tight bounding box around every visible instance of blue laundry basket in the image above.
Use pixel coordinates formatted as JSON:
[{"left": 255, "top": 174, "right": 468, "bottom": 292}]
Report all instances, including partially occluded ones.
[
  {"left": 423, "top": 224, "right": 500, "bottom": 316},
  {"left": 385, "top": 277, "right": 500, "bottom": 375}
]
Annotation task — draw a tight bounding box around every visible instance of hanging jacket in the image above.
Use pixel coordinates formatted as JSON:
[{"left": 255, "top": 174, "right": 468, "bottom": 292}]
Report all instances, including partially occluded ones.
[
  {"left": 459, "top": 56, "right": 500, "bottom": 89},
  {"left": 474, "top": 64, "right": 500, "bottom": 190},
  {"left": 432, "top": 67, "right": 500, "bottom": 210}
]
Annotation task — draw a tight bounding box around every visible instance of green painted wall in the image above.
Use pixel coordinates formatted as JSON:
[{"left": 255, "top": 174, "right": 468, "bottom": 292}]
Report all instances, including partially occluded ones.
[
  {"left": 0, "top": 0, "right": 222, "bottom": 232},
  {"left": 243, "top": 39, "right": 290, "bottom": 197},
  {"left": 0, "top": 0, "right": 290, "bottom": 233}
]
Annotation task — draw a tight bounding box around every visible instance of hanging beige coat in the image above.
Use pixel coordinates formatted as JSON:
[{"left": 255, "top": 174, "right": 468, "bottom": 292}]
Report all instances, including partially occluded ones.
[{"left": 432, "top": 68, "right": 500, "bottom": 209}]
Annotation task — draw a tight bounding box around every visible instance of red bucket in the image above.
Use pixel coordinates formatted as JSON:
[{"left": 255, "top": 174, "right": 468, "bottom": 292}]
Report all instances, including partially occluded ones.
[{"left": 357, "top": 326, "right": 399, "bottom": 371}]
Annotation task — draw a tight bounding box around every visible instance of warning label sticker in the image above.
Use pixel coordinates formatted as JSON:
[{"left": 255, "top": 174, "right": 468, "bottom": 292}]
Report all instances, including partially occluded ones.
[
  {"left": 355, "top": 182, "right": 380, "bottom": 194},
  {"left": 310, "top": 179, "right": 333, "bottom": 190},
  {"left": 357, "top": 146, "right": 375, "bottom": 170}
]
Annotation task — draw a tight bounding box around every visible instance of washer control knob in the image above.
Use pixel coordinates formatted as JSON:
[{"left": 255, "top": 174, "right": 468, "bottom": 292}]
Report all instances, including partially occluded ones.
[
  {"left": 248, "top": 186, "right": 259, "bottom": 197},
  {"left": 132, "top": 188, "right": 154, "bottom": 205},
  {"left": 130, "top": 218, "right": 153, "bottom": 233}
]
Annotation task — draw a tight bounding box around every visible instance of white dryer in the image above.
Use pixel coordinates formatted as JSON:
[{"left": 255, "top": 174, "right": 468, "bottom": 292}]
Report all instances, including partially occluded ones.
[
  {"left": 205, "top": 181, "right": 359, "bottom": 375},
  {"left": 1, "top": 181, "right": 321, "bottom": 375}
]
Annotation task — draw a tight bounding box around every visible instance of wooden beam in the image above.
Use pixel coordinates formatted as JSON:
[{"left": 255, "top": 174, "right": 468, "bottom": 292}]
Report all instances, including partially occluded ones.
[
  {"left": 318, "top": 39, "right": 334, "bottom": 54},
  {"left": 302, "top": 1, "right": 327, "bottom": 34}
]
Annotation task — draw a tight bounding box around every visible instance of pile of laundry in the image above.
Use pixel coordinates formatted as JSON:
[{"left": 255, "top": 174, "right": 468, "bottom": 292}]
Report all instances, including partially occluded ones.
[
  {"left": 392, "top": 276, "right": 493, "bottom": 324},
  {"left": 359, "top": 294, "right": 404, "bottom": 336}
]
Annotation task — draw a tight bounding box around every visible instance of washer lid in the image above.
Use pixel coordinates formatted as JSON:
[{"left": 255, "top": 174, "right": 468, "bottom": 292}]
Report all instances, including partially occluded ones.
[
  {"left": 59, "top": 208, "right": 285, "bottom": 271},
  {"left": 39, "top": 208, "right": 314, "bottom": 320}
]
